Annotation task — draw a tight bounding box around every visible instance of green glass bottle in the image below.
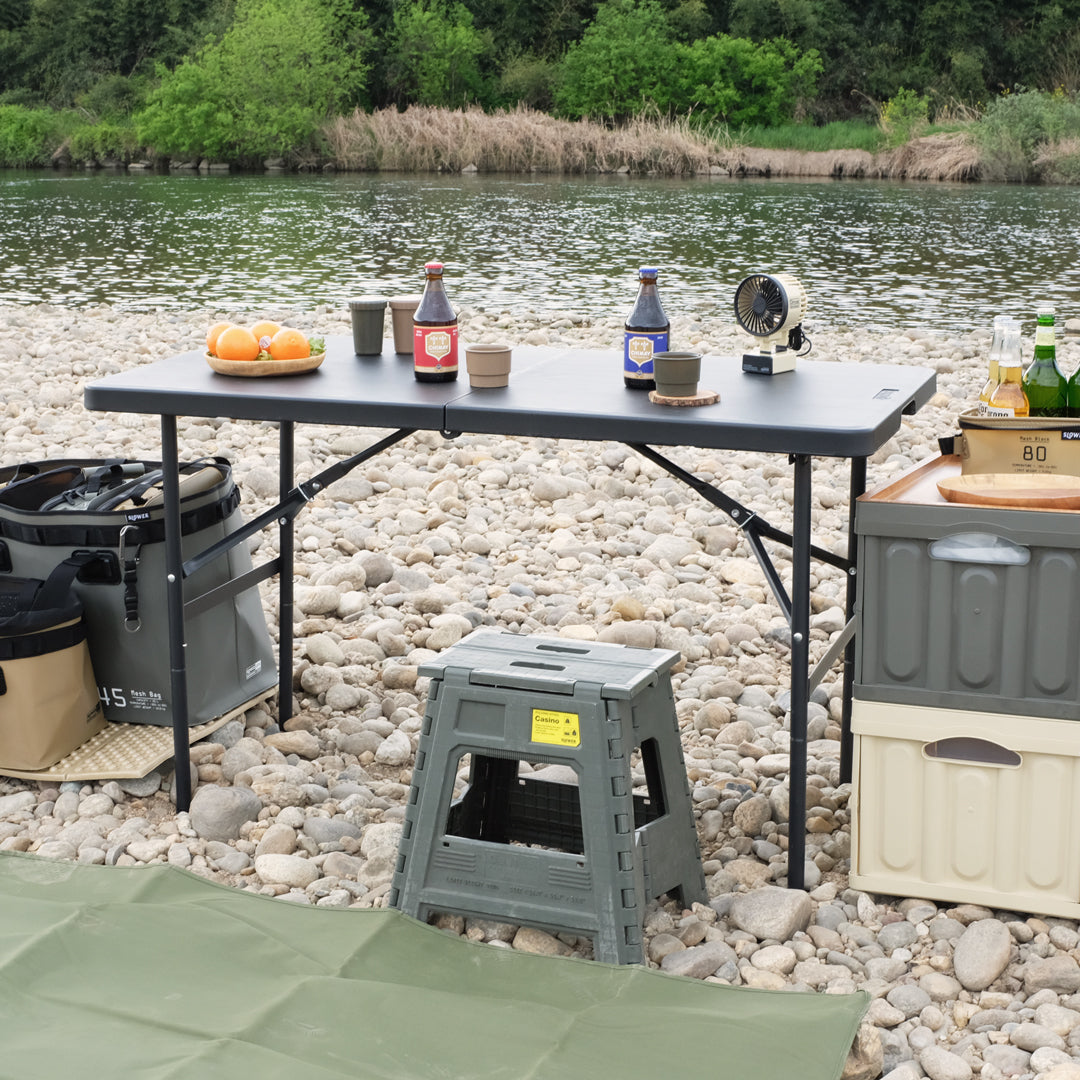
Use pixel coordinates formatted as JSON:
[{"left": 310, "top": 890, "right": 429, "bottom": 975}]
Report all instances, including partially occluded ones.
[
  {"left": 1068, "top": 333, "right": 1080, "bottom": 419},
  {"left": 1022, "top": 305, "right": 1066, "bottom": 417}
]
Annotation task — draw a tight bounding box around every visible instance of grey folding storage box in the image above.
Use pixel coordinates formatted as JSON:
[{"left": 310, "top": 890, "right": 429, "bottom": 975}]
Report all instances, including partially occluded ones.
[
  {"left": 855, "top": 456, "right": 1080, "bottom": 720},
  {"left": 390, "top": 630, "right": 706, "bottom": 965}
]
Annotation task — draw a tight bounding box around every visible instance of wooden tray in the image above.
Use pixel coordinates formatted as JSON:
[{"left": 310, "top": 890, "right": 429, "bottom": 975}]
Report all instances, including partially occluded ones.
[
  {"left": 936, "top": 472, "right": 1080, "bottom": 510},
  {"left": 205, "top": 351, "right": 324, "bottom": 377}
]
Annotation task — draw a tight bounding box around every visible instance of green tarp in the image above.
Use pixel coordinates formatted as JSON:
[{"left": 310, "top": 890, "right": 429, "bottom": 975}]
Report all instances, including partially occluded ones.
[{"left": 0, "top": 853, "right": 867, "bottom": 1079}]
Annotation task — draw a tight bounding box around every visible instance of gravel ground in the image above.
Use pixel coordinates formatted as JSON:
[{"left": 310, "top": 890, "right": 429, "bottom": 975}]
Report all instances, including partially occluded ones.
[{"left": 2, "top": 301, "right": 1080, "bottom": 1080}]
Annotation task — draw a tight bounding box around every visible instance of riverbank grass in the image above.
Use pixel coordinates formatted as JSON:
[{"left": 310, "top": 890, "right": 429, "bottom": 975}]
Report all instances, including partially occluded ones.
[
  {"left": 2, "top": 94, "right": 1079, "bottom": 182},
  {"left": 323, "top": 105, "right": 730, "bottom": 174}
]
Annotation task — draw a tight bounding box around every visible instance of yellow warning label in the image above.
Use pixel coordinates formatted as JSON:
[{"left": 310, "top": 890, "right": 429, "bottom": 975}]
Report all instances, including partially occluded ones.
[{"left": 531, "top": 708, "right": 580, "bottom": 747}]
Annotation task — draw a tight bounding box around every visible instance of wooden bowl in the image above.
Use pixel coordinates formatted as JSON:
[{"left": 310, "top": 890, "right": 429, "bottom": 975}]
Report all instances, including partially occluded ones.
[{"left": 205, "top": 351, "right": 325, "bottom": 377}]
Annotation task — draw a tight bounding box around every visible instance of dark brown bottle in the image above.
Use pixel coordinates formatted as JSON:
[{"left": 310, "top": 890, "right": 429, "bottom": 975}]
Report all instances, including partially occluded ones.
[{"left": 413, "top": 262, "right": 458, "bottom": 382}]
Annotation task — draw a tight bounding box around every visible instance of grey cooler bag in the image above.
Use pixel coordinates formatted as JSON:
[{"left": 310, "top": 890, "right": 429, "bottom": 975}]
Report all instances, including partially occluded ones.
[{"left": 0, "top": 458, "right": 277, "bottom": 727}]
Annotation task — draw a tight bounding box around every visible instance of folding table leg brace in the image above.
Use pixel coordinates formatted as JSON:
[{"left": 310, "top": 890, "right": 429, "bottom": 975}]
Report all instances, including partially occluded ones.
[
  {"left": 160, "top": 420, "right": 417, "bottom": 811},
  {"left": 626, "top": 443, "right": 867, "bottom": 891}
]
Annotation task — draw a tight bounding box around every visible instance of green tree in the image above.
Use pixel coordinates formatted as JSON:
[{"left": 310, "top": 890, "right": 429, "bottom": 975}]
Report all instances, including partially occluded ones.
[
  {"left": 460, "top": 0, "right": 598, "bottom": 61},
  {"left": 554, "top": 0, "right": 678, "bottom": 120},
  {"left": 0, "top": 0, "right": 27, "bottom": 30},
  {"left": 383, "top": 0, "right": 490, "bottom": 108},
  {"left": 0, "top": 0, "right": 226, "bottom": 105},
  {"left": 497, "top": 51, "right": 560, "bottom": 109},
  {"left": 135, "top": 0, "right": 370, "bottom": 162},
  {"left": 670, "top": 34, "right": 822, "bottom": 124}
]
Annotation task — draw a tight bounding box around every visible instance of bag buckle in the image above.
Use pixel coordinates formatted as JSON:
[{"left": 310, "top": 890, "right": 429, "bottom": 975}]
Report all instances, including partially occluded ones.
[{"left": 119, "top": 524, "right": 143, "bottom": 633}]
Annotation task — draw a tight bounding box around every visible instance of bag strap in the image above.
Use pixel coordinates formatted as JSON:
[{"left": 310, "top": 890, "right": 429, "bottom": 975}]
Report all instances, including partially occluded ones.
[
  {"left": 32, "top": 552, "right": 106, "bottom": 613},
  {"left": 39, "top": 462, "right": 146, "bottom": 512},
  {"left": 0, "top": 463, "right": 41, "bottom": 486},
  {"left": 0, "top": 554, "right": 103, "bottom": 667}
]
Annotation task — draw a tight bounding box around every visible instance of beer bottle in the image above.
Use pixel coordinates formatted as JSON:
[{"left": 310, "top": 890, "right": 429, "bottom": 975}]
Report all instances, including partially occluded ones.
[
  {"left": 413, "top": 262, "right": 458, "bottom": 383},
  {"left": 1068, "top": 356, "right": 1080, "bottom": 419},
  {"left": 624, "top": 267, "right": 669, "bottom": 390},
  {"left": 978, "top": 315, "right": 1008, "bottom": 414},
  {"left": 987, "top": 324, "right": 1029, "bottom": 417},
  {"left": 1022, "top": 304, "right": 1066, "bottom": 417}
]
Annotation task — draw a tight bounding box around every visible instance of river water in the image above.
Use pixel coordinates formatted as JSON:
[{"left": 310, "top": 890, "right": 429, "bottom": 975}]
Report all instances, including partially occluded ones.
[{"left": 1, "top": 169, "right": 1077, "bottom": 333}]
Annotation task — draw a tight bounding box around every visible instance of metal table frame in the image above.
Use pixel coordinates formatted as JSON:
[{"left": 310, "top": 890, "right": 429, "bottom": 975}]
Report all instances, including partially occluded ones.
[{"left": 85, "top": 339, "right": 935, "bottom": 890}]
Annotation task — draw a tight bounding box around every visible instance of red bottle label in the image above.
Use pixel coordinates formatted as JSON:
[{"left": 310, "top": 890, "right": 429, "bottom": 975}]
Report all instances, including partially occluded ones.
[{"left": 414, "top": 324, "right": 458, "bottom": 372}]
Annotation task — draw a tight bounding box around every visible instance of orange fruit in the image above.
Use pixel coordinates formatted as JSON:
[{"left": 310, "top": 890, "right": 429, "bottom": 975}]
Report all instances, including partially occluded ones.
[
  {"left": 214, "top": 325, "right": 261, "bottom": 362},
  {"left": 206, "top": 321, "right": 233, "bottom": 354},
  {"left": 250, "top": 320, "right": 281, "bottom": 349},
  {"left": 269, "top": 327, "right": 310, "bottom": 361}
]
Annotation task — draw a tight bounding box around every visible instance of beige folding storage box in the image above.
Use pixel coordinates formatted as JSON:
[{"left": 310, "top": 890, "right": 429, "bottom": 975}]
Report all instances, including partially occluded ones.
[{"left": 850, "top": 699, "right": 1080, "bottom": 918}]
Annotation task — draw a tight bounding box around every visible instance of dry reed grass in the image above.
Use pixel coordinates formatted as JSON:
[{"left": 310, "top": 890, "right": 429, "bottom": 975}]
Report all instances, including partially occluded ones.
[
  {"left": 322, "top": 105, "right": 988, "bottom": 182},
  {"left": 322, "top": 104, "right": 728, "bottom": 174},
  {"left": 1033, "top": 137, "right": 1080, "bottom": 184},
  {"left": 878, "top": 132, "right": 981, "bottom": 181},
  {"left": 717, "top": 147, "right": 876, "bottom": 178}
]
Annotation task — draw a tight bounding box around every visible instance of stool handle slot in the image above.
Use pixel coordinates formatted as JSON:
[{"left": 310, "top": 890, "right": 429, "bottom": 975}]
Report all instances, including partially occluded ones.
[{"left": 469, "top": 668, "right": 576, "bottom": 693}]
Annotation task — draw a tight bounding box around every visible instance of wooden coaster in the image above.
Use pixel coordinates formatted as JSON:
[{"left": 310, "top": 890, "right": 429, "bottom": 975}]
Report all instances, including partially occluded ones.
[{"left": 649, "top": 389, "right": 720, "bottom": 407}]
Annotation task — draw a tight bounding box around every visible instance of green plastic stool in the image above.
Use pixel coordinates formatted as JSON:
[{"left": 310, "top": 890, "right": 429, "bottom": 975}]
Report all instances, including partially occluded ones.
[{"left": 390, "top": 630, "right": 707, "bottom": 965}]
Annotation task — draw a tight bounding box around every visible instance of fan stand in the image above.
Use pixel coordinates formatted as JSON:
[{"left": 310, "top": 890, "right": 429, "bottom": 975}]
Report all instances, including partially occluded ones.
[{"left": 742, "top": 344, "right": 796, "bottom": 376}]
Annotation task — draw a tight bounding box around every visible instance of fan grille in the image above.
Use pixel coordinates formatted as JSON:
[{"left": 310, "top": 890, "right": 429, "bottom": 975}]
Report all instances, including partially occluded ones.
[{"left": 735, "top": 274, "right": 789, "bottom": 337}]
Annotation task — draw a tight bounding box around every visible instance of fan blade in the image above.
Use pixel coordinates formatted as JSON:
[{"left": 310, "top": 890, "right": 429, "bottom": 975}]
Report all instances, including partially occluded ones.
[{"left": 735, "top": 274, "right": 789, "bottom": 337}]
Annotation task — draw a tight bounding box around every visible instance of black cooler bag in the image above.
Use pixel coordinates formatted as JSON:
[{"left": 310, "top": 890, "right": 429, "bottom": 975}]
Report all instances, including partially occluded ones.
[{"left": 0, "top": 459, "right": 277, "bottom": 727}]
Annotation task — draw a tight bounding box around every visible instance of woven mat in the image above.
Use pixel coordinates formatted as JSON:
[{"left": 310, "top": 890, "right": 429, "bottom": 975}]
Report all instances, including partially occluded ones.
[{"left": 0, "top": 690, "right": 274, "bottom": 782}]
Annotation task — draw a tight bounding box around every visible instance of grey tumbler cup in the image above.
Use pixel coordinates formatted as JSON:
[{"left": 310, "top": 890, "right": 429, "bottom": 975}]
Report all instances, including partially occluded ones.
[{"left": 349, "top": 295, "right": 389, "bottom": 355}]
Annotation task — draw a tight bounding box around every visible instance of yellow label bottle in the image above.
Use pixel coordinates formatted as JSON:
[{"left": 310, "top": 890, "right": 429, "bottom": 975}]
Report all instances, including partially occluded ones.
[
  {"left": 987, "top": 325, "right": 1029, "bottom": 417},
  {"left": 978, "top": 315, "right": 1009, "bottom": 413}
]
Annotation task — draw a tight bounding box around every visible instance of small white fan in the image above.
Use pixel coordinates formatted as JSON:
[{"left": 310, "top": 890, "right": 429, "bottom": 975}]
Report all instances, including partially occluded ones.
[{"left": 733, "top": 272, "right": 810, "bottom": 374}]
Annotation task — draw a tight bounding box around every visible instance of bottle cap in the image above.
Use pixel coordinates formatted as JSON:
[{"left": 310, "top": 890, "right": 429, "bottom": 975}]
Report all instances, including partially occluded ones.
[
  {"left": 1037, "top": 304, "right": 1055, "bottom": 316},
  {"left": 638, "top": 267, "right": 658, "bottom": 276},
  {"left": 424, "top": 262, "right": 444, "bottom": 273}
]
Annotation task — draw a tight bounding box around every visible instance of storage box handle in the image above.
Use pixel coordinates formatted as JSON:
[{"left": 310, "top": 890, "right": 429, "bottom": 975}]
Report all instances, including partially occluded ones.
[
  {"left": 924, "top": 737, "right": 1021, "bottom": 767},
  {"left": 929, "top": 532, "right": 1030, "bottom": 565}
]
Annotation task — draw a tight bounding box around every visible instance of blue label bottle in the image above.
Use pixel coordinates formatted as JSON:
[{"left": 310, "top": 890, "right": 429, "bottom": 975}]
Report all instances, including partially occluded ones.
[{"left": 624, "top": 267, "right": 669, "bottom": 390}]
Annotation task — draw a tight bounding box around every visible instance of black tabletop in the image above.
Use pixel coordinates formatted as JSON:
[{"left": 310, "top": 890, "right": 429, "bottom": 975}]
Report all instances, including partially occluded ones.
[{"left": 84, "top": 336, "right": 935, "bottom": 458}]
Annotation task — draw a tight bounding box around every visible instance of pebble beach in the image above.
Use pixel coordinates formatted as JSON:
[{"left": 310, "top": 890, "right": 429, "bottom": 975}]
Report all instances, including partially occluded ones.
[{"left": 3, "top": 300, "right": 1080, "bottom": 1080}]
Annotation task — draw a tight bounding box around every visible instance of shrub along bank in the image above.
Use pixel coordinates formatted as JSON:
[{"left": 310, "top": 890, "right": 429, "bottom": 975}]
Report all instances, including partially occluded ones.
[{"left": 1, "top": 95, "right": 1079, "bottom": 183}]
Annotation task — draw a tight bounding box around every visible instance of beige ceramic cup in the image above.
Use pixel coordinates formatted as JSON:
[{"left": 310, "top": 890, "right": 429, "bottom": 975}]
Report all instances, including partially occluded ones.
[
  {"left": 388, "top": 295, "right": 422, "bottom": 354},
  {"left": 465, "top": 344, "right": 512, "bottom": 387}
]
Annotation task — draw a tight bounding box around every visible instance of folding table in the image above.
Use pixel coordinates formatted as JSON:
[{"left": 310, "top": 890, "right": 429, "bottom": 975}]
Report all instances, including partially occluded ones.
[{"left": 85, "top": 338, "right": 935, "bottom": 890}]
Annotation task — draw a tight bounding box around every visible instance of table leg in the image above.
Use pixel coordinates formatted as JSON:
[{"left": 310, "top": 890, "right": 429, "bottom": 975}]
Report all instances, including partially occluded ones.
[
  {"left": 161, "top": 414, "right": 192, "bottom": 812},
  {"left": 840, "top": 456, "right": 867, "bottom": 784},
  {"left": 278, "top": 421, "right": 295, "bottom": 724},
  {"left": 788, "top": 454, "right": 811, "bottom": 891}
]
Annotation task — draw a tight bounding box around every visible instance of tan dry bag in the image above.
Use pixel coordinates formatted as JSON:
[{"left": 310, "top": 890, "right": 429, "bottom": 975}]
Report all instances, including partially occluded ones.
[{"left": 0, "top": 555, "right": 105, "bottom": 772}]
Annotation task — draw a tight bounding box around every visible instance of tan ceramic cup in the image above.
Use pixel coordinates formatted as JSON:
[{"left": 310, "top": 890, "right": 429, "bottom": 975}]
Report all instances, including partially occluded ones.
[
  {"left": 465, "top": 344, "right": 512, "bottom": 387},
  {"left": 388, "top": 295, "right": 422, "bottom": 354}
]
